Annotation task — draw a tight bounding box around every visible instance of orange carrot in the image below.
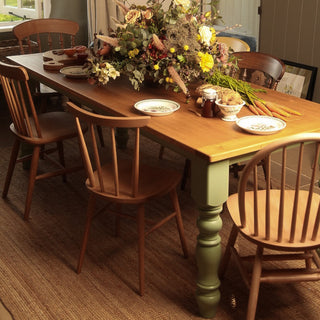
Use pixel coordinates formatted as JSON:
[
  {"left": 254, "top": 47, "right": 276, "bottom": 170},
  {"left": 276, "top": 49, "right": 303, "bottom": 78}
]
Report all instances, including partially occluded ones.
[
  {"left": 271, "top": 112, "right": 287, "bottom": 121},
  {"left": 264, "top": 101, "right": 291, "bottom": 117},
  {"left": 247, "top": 104, "right": 259, "bottom": 115},
  {"left": 274, "top": 103, "right": 302, "bottom": 116},
  {"left": 255, "top": 106, "right": 268, "bottom": 116},
  {"left": 254, "top": 100, "right": 273, "bottom": 116}
]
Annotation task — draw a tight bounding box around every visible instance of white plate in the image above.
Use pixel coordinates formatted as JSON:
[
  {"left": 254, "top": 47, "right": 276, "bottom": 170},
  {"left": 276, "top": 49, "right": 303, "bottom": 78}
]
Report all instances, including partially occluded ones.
[
  {"left": 60, "top": 66, "right": 89, "bottom": 79},
  {"left": 236, "top": 115, "right": 286, "bottom": 135},
  {"left": 134, "top": 99, "right": 180, "bottom": 116}
]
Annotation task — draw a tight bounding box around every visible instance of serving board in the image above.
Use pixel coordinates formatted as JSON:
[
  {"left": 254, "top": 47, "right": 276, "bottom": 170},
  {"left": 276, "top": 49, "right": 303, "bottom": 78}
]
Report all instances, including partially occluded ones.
[{"left": 42, "top": 50, "right": 78, "bottom": 71}]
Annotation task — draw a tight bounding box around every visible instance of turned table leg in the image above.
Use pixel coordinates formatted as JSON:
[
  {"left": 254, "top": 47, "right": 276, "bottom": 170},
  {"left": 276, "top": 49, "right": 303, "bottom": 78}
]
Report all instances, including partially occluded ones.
[{"left": 191, "top": 158, "right": 229, "bottom": 318}]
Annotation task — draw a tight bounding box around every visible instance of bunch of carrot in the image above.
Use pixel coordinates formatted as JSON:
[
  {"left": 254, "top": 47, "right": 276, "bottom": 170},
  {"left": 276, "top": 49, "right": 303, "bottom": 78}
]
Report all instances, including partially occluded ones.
[
  {"left": 247, "top": 99, "right": 302, "bottom": 121},
  {"left": 207, "top": 71, "right": 302, "bottom": 122}
]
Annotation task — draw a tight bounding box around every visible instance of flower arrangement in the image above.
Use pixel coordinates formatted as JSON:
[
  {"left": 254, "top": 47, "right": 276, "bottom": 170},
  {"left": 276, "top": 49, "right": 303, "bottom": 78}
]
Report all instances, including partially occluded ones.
[{"left": 87, "top": 0, "right": 236, "bottom": 97}]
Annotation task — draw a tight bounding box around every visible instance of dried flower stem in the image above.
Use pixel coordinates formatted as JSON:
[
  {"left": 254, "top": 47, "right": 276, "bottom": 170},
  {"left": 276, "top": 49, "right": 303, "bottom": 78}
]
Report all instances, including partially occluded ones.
[
  {"left": 96, "top": 35, "right": 119, "bottom": 47},
  {"left": 114, "top": 1, "right": 129, "bottom": 15},
  {"left": 168, "top": 66, "right": 188, "bottom": 96},
  {"left": 152, "top": 34, "right": 166, "bottom": 52}
]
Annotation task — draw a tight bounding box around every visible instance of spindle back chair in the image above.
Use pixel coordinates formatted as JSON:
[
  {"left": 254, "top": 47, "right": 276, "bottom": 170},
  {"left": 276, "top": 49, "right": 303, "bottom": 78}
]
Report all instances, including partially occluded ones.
[
  {"left": 220, "top": 133, "right": 320, "bottom": 320},
  {"left": 217, "top": 36, "right": 250, "bottom": 52},
  {"left": 13, "top": 18, "right": 79, "bottom": 54},
  {"left": 233, "top": 51, "right": 285, "bottom": 90},
  {"left": 66, "top": 101, "right": 188, "bottom": 296},
  {"left": 0, "top": 62, "right": 84, "bottom": 220}
]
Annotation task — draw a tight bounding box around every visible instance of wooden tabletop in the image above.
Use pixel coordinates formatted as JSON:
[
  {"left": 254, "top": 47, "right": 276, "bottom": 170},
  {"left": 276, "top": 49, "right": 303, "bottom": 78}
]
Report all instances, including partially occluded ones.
[{"left": 8, "top": 53, "right": 320, "bottom": 163}]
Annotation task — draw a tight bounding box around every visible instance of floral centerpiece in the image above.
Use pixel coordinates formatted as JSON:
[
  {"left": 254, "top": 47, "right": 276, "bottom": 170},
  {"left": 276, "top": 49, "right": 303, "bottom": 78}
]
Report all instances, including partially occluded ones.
[{"left": 87, "top": 0, "right": 236, "bottom": 97}]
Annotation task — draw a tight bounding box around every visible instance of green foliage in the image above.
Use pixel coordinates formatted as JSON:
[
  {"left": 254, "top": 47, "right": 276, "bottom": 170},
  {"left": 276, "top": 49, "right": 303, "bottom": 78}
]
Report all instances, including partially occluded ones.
[{"left": 0, "top": 14, "right": 22, "bottom": 22}]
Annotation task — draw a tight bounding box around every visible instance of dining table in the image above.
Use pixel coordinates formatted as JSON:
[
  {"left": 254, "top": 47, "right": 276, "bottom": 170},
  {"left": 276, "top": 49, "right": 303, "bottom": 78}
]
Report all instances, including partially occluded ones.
[{"left": 7, "top": 52, "right": 320, "bottom": 318}]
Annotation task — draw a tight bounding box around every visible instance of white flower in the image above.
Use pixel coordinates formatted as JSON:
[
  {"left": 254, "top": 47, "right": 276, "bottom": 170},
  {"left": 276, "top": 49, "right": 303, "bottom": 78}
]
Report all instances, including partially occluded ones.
[
  {"left": 174, "top": 0, "right": 190, "bottom": 7},
  {"left": 199, "top": 25, "right": 212, "bottom": 47},
  {"left": 125, "top": 9, "right": 141, "bottom": 24},
  {"left": 109, "top": 68, "right": 120, "bottom": 79}
]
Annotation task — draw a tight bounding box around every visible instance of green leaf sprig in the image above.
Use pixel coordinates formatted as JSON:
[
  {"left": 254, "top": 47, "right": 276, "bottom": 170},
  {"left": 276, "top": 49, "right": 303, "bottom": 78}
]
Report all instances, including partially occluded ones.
[{"left": 206, "top": 71, "right": 266, "bottom": 106}]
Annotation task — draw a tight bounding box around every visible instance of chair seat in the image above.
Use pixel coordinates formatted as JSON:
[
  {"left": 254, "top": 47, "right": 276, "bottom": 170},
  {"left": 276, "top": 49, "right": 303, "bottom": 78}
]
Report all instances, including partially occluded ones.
[
  {"left": 227, "top": 189, "right": 320, "bottom": 250},
  {"left": 87, "top": 160, "right": 182, "bottom": 203},
  {"left": 10, "top": 111, "right": 79, "bottom": 144}
]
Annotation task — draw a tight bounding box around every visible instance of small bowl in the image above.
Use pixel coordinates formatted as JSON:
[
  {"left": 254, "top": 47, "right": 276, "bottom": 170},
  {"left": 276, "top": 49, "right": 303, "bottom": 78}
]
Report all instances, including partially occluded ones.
[
  {"left": 215, "top": 99, "right": 245, "bottom": 121},
  {"left": 64, "top": 48, "right": 76, "bottom": 57},
  {"left": 74, "top": 45, "right": 87, "bottom": 53}
]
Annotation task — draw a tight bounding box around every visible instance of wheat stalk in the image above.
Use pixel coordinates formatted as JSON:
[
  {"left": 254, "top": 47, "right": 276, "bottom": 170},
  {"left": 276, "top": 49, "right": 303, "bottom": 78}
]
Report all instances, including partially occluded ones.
[{"left": 168, "top": 66, "right": 188, "bottom": 96}]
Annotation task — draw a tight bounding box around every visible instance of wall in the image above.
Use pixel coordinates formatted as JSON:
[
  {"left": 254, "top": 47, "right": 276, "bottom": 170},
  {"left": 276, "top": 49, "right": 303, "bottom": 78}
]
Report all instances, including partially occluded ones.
[
  {"left": 259, "top": 0, "right": 320, "bottom": 102},
  {"left": 0, "top": 0, "right": 87, "bottom": 45},
  {"left": 50, "top": 0, "right": 87, "bottom": 45},
  {"left": 215, "top": 0, "right": 260, "bottom": 42}
]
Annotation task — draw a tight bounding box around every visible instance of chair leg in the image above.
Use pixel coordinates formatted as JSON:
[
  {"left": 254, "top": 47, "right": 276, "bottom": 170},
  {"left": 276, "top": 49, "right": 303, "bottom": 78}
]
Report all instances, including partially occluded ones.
[
  {"left": 247, "top": 246, "right": 263, "bottom": 320},
  {"left": 24, "top": 146, "right": 41, "bottom": 220},
  {"left": 137, "top": 204, "right": 145, "bottom": 296},
  {"left": 2, "top": 139, "right": 20, "bottom": 198},
  {"left": 57, "top": 141, "right": 67, "bottom": 182},
  {"left": 170, "top": 189, "right": 188, "bottom": 258},
  {"left": 219, "top": 224, "right": 239, "bottom": 278},
  {"left": 77, "top": 193, "right": 96, "bottom": 274}
]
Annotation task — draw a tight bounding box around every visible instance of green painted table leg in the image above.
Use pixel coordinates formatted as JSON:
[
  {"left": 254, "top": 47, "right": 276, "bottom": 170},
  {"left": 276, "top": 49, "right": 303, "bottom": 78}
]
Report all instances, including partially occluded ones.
[{"left": 191, "top": 158, "right": 229, "bottom": 318}]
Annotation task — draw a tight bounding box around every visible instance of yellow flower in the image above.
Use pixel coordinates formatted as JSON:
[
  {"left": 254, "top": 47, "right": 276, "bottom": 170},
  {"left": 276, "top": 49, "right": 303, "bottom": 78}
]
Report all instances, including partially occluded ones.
[
  {"left": 154, "top": 64, "right": 159, "bottom": 70},
  {"left": 199, "top": 52, "right": 214, "bottom": 72},
  {"left": 210, "top": 27, "right": 216, "bottom": 45},
  {"left": 169, "top": 47, "right": 175, "bottom": 53},
  {"left": 128, "top": 50, "right": 135, "bottom": 58},
  {"left": 183, "top": 45, "right": 189, "bottom": 51},
  {"left": 165, "top": 77, "right": 170, "bottom": 83},
  {"left": 205, "top": 11, "right": 211, "bottom": 18}
]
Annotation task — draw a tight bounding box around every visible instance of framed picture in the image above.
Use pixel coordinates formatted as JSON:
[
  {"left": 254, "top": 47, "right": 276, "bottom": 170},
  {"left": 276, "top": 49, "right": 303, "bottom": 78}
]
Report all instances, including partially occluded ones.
[{"left": 276, "top": 60, "right": 317, "bottom": 100}]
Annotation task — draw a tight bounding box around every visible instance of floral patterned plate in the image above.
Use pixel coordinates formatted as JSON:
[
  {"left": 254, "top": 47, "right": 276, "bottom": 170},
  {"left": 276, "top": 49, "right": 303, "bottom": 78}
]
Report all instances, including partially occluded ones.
[
  {"left": 236, "top": 115, "right": 286, "bottom": 135},
  {"left": 134, "top": 99, "right": 180, "bottom": 116}
]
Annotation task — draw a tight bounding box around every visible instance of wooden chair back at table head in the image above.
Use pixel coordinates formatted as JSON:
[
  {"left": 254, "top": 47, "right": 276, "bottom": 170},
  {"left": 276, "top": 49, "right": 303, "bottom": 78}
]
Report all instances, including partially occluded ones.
[
  {"left": 66, "top": 102, "right": 151, "bottom": 198},
  {"left": 13, "top": 18, "right": 79, "bottom": 54},
  {"left": 217, "top": 36, "right": 250, "bottom": 52},
  {"left": 233, "top": 51, "right": 285, "bottom": 90},
  {"left": 238, "top": 133, "right": 320, "bottom": 247},
  {"left": 0, "top": 62, "right": 42, "bottom": 139}
]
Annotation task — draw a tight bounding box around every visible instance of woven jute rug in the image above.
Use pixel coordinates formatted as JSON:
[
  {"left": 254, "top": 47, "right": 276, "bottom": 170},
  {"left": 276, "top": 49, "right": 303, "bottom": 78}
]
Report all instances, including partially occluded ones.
[{"left": 0, "top": 135, "right": 320, "bottom": 320}]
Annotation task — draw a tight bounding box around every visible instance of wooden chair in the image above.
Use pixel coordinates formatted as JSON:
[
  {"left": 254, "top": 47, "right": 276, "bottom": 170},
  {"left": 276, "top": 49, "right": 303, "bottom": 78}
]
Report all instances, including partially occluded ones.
[
  {"left": 13, "top": 18, "right": 79, "bottom": 54},
  {"left": 233, "top": 51, "right": 285, "bottom": 90},
  {"left": 12, "top": 18, "right": 79, "bottom": 110},
  {"left": 217, "top": 36, "right": 250, "bottom": 52},
  {"left": 220, "top": 133, "right": 320, "bottom": 320},
  {"left": 230, "top": 51, "right": 286, "bottom": 178},
  {"left": 66, "top": 102, "right": 188, "bottom": 296},
  {"left": 0, "top": 62, "right": 85, "bottom": 220}
]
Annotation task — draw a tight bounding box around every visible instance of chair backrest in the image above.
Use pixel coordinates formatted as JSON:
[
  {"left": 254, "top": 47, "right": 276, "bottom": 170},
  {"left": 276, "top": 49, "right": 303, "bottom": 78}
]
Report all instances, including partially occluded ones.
[
  {"left": 217, "top": 36, "right": 250, "bottom": 52},
  {"left": 0, "top": 62, "right": 42, "bottom": 139},
  {"left": 13, "top": 18, "right": 79, "bottom": 54},
  {"left": 233, "top": 51, "right": 285, "bottom": 89},
  {"left": 238, "top": 133, "right": 320, "bottom": 246},
  {"left": 66, "top": 102, "right": 151, "bottom": 198}
]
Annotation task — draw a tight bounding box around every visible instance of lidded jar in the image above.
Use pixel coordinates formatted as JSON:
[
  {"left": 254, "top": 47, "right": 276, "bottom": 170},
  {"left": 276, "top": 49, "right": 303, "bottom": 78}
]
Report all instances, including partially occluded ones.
[{"left": 201, "top": 88, "right": 217, "bottom": 118}]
